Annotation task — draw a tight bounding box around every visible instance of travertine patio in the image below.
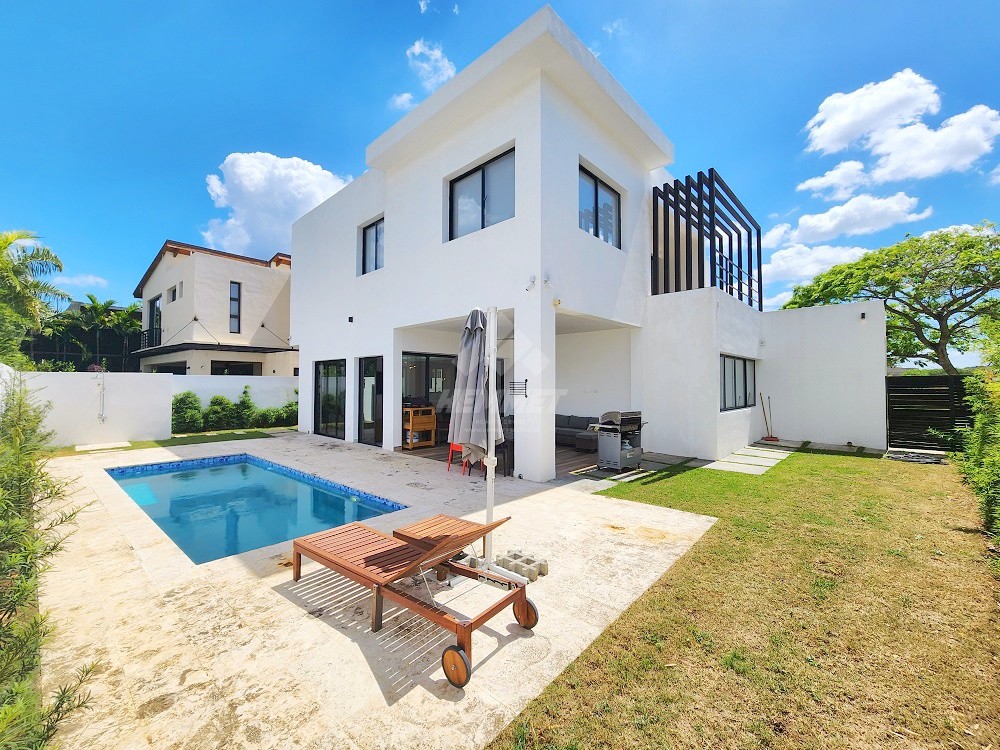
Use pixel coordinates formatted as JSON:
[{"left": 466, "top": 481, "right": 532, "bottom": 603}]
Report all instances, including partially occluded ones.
[{"left": 42, "top": 433, "right": 715, "bottom": 750}]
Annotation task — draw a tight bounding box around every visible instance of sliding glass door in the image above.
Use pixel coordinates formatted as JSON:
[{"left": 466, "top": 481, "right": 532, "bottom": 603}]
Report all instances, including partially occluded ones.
[
  {"left": 314, "top": 360, "right": 347, "bottom": 439},
  {"left": 358, "top": 356, "right": 383, "bottom": 446}
]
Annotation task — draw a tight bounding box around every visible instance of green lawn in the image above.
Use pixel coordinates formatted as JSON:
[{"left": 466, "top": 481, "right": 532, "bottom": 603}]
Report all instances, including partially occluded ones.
[
  {"left": 47, "top": 428, "right": 286, "bottom": 457},
  {"left": 489, "top": 450, "right": 999, "bottom": 749}
]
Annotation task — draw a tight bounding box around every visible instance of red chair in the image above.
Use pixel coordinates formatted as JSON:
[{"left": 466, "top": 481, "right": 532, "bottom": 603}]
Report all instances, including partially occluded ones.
[{"left": 446, "top": 443, "right": 466, "bottom": 473}]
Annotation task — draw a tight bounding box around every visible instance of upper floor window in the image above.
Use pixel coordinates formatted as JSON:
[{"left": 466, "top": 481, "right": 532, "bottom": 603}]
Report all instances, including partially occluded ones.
[
  {"left": 362, "top": 218, "right": 384, "bottom": 274},
  {"left": 579, "top": 166, "right": 621, "bottom": 248},
  {"left": 229, "top": 281, "right": 241, "bottom": 334},
  {"left": 168, "top": 285, "right": 177, "bottom": 303},
  {"left": 720, "top": 355, "right": 756, "bottom": 412},
  {"left": 449, "top": 149, "right": 515, "bottom": 240}
]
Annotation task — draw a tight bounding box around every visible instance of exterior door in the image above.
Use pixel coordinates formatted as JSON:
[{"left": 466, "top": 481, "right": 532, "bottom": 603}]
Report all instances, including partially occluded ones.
[
  {"left": 314, "top": 360, "right": 347, "bottom": 439},
  {"left": 358, "top": 356, "right": 383, "bottom": 446}
]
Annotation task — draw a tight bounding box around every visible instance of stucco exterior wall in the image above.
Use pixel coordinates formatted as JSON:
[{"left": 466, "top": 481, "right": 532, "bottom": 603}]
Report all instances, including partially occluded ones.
[
  {"left": 760, "top": 300, "right": 887, "bottom": 450},
  {"left": 139, "top": 349, "right": 298, "bottom": 376},
  {"left": 554, "top": 329, "right": 632, "bottom": 417}
]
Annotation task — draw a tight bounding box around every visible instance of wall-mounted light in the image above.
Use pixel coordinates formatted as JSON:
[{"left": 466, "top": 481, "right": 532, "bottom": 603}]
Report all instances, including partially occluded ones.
[
  {"left": 525, "top": 275, "right": 536, "bottom": 292},
  {"left": 861, "top": 312, "right": 866, "bottom": 319}
]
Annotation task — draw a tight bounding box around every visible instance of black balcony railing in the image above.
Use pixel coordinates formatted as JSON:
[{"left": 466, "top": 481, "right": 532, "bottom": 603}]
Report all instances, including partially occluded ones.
[
  {"left": 652, "top": 168, "right": 762, "bottom": 310},
  {"left": 135, "top": 327, "right": 161, "bottom": 351}
]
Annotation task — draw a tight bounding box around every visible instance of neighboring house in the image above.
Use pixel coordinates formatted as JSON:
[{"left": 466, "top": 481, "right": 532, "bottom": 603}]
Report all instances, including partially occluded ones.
[
  {"left": 132, "top": 240, "right": 297, "bottom": 376},
  {"left": 291, "top": 6, "right": 887, "bottom": 482}
]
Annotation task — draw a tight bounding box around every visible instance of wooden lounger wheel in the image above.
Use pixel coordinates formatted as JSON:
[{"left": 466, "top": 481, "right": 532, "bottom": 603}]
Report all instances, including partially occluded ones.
[
  {"left": 513, "top": 597, "right": 539, "bottom": 629},
  {"left": 441, "top": 645, "right": 472, "bottom": 688}
]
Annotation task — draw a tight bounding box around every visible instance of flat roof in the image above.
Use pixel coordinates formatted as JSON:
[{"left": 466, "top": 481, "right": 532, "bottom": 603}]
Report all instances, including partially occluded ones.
[
  {"left": 366, "top": 5, "right": 674, "bottom": 171},
  {"left": 133, "top": 240, "right": 291, "bottom": 298}
]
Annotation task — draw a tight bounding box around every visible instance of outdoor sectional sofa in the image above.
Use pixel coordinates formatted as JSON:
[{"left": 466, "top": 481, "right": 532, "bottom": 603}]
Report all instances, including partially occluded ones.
[{"left": 555, "top": 414, "right": 598, "bottom": 451}]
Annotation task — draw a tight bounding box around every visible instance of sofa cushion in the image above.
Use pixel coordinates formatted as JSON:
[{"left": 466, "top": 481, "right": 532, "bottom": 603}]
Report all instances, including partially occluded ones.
[
  {"left": 554, "top": 414, "right": 571, "bottom": 428},
  {"left": 568, "top": 415, "right": 591, "bottom": 430}
]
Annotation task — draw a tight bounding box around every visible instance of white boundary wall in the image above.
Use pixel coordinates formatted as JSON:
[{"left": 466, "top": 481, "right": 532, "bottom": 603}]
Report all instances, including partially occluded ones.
[
  {"left": 3, "top": 371, "right": 298, "bottom": 448},
  {"left": 21, "top": 372, "right": 174, "bottom": 447}
]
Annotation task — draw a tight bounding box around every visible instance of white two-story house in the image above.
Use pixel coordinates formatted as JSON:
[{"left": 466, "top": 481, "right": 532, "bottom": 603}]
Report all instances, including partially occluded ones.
[
  {"left": 291, "top": 6, "right": 887, "bottom": 482},
  {"left": 133, "top": 240, "right": 298, "bottom": 376}
]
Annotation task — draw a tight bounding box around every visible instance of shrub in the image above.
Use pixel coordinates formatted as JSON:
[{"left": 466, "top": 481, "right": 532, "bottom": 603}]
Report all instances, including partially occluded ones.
[
  {"left": 958, "top": 318, "right": 1000, "bottom": 536},
  {"left": 171, "top": 391, "right": 203, "bottom": 433},
  {"left": 202, "top": 395, "right": 238, "bottom": 431},
  {"left": 281, "top": 400, "right": 299, "bottom": 426},
  {"left": 35, "top": 359, "right": 76, "bottom": 372},
  {"left": 252, "top": 407, "right": 285, "bottom": 428},
  {"left": 0, "top": 373, "right": 94, "bottom": 746},
  {"left": 234, "top": 386, "right": 257, "bottom": 428}
]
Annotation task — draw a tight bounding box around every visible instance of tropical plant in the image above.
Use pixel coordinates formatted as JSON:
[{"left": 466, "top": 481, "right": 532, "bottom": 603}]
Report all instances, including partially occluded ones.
[
  {"left": 107, "top": 304, "right": 140, "bottom": 371},
  {"left": 171, "top": 391, "right": 203, "bottom": 433},
  {"left": 0, "top": 231, "right": 69, "bottom": 331},
  {"left": 0, "top": 373, "right": 94, "bottom": 746},
  {"left": 234, "top": 387, "right": 257, "bottom": 428},
  {"left": 785, "top": 223, "right": 1000, "bottom": 374},
  {"left": 958, "top": 317, "right": 1000, "bottom": 536},
  {"left": 0, "top": 231, "right": 68, "bottom": 368},
  {"left": 73, "top": 294, "right": 117, "bottom": 368}
]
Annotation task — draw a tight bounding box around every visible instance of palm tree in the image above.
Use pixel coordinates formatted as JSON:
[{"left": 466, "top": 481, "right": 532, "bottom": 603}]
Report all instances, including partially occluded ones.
[
  {"left": 108, "top": 303, "right": 141, "bottom": 371},
  {"left": 75, "top": 294, "right": 117, "bottom": 368},
  {"left": 0, "top": 230, "right": 69, "bottom": 331}
]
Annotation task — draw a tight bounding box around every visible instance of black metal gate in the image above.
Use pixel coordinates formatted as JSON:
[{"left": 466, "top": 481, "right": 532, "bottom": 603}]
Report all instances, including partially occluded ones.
[{"left": 886, "top": 375, "right": 972, "bottom": 450}]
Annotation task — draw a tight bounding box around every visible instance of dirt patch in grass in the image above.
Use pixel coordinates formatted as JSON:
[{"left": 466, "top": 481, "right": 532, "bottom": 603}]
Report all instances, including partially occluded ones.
[{"left": 489, "top": 451, "right": 999, "bottom": 749}]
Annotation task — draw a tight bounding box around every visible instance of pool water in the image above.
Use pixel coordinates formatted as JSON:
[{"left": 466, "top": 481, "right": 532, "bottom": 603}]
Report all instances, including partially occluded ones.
[{"left": 108, "top": 454, "right": 405, "bottom": 564}]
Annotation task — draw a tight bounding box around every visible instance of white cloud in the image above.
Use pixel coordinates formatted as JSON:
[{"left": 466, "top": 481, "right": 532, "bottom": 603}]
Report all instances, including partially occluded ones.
[
  {"left": 602, "top": 18, "right": 627, "bottom": 37},
  {"left": 805, "top": 69, "right": 939, "bottom": 155},
  {"left": 388, "top": 92, "right": 415, "bottom": 111},
  {"left": 418, "top": 0, "right": 430, "bottom": 13},
  {"left": 791, "top": 192, "right": 932, "bottom": 243},
  {"left": 406, "top": 39, "right": 455, "bottom": 92},
  {"left": 920, "top": 223, "right": 979, "bottom": 238},
  {"left": 867, "top": 104, "right": 1000, "bottom": 182},
  {"left": 991, "top": 164, "right": 1000, "bottom": 185},
  {"left": 796, "top": 160, "right": 868, "bottom": 201},
  {"left": 762, "top": 243, "right": 869, "bottom": 283},
  {"left": 202, "top": 152, "right": 350, "bottom": 255},
  {"left": 453, "top": 3, "right": 459, "bottom": 14},
  {"left": 53, "top": 273, "right": 108, "bottom": 289},
  {"left": 763, "top": 290, "right": 793, "bottom": 310},
  {"left": 762, "top": 223, "right": 791, "bottom": 249}
]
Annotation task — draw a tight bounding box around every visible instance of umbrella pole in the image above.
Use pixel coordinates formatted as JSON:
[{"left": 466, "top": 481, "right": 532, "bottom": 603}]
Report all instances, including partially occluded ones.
[{"left": 484, "top": 305, "right": 497, "bottom": 567}]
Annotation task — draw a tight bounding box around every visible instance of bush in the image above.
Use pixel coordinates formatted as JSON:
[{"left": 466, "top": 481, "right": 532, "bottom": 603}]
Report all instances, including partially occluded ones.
[
  {"left": 253, "top": 407, "right": 285, "bottom": 428},
  {"left": 234, "top": 386, "right": 257, "bottom": 428},
  {"left": 35, "top": 359, "right": 76, "bottom": 372},
  {"left": 281, "top": 400, "right": 299, "bottom": 426},
  {"left": 171, "top": 391, "right": 203, "bottom": 433},
  {"left": 202, "top": 395, "right": 238, "bottom": 431},
  {"left": 958, "top": 318, "right": 1000, "bottom": 536},
  {"left": 0, "top": 374, "right": 94, "bottom": 746}
]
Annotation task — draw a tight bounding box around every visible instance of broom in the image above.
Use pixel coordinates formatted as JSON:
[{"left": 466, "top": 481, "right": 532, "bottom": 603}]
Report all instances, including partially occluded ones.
[{"left": 760, "top": 393, "right": 779, "bottom": 442}]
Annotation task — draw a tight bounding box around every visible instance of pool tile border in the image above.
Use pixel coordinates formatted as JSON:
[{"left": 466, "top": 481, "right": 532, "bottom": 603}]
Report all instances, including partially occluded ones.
[{"left": 105, "top": 452, "right": 408, "bottom": 514}]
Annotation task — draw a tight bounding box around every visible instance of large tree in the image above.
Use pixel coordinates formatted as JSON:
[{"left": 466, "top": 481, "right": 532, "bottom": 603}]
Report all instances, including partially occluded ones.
[
  {"left": 74, "top": 294, "right": 117, "bottom": 367},
  {"left": 784, "top": 223, "right": 1000, "bottom": 374}
]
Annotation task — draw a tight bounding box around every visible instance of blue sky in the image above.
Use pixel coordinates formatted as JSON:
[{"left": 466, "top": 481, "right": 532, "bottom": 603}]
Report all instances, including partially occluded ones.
[{"left": 2, "top": 0, "right": 998, "bottom": 320}]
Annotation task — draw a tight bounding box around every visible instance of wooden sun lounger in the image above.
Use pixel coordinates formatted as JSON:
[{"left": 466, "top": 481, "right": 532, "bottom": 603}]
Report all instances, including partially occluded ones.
[{"left": 292, "top": 515, "right": 538, "bottom": 688}]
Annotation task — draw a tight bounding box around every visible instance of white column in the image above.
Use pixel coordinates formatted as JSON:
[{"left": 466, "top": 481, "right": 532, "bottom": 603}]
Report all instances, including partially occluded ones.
[{"left": 513, "top": 297, "right": 556, "bottom": 482}]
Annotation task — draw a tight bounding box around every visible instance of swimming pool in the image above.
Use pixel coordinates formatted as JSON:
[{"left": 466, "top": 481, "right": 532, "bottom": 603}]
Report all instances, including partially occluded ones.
[{"left": 107, "top": 454, "right": 406, "bottom": 564}]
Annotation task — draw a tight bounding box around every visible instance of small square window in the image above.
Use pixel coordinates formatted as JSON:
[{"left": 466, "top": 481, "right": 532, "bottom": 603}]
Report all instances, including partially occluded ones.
[
  {"left": 720, "top": 355, "right": 756, "bottom": 412},
  {"left": 168, "top": 286, "right": 177, "bottom": 303}
]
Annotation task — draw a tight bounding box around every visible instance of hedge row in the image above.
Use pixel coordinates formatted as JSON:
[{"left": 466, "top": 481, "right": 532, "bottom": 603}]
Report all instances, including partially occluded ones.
[
  {"left": 958, "top": 319, "right": 1000, "bottom": 538},
  {"left": 171, "top": 387, "right": 298, "bottom": 433}
]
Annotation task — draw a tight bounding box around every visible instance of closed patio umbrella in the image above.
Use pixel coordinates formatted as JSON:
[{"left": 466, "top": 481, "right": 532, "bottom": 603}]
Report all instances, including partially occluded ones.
[{"left": 448, "top": 307, "right": 504, "bottom": 564}]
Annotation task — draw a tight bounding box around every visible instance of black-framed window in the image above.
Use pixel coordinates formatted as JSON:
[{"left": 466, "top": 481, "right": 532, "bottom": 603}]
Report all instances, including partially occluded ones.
[
  {"left": 449, "top": 148, "right": 515, "bottom": 240},
  {"left": 229, "top": 281, "right": 241, "bottom": 334},
  {"left": 720, "top": 355, "right": 756, "bottom": 412},
  {"left": 362, "top": 218, "right": 384, "bottom": 274},
  {"left": 579, "top": 166, "right": 621, "bottom": 248}
]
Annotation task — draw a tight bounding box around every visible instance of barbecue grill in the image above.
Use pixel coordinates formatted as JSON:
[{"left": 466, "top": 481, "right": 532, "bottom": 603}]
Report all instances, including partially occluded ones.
[{"left": 590, "top": 411, "right": 644, "bottom": 471}]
